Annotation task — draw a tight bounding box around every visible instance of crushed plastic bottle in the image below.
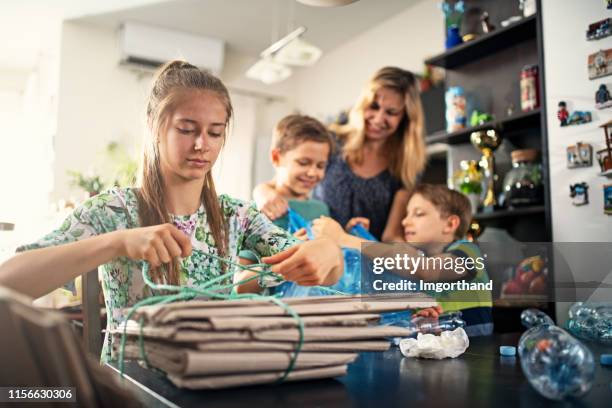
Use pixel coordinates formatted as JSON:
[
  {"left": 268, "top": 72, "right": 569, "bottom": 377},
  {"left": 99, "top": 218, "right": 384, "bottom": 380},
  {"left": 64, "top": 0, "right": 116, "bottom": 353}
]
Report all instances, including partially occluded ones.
[
  {"left": 566, "top": 302, "right": 612, "bottom": 345},
  {"left": 381, "top": 311, "right": 465, "bottom": 346},
  {"left": 521, "top": 308, "right": 554, "bottom": 328},
  {"left": 518, "top": 309, "right": 595, "bottom": 400}
]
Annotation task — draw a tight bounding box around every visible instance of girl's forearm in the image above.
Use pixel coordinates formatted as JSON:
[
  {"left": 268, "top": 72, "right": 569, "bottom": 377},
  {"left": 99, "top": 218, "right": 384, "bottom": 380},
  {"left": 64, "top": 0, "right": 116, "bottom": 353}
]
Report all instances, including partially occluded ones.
[{"left": 0, "top": 231, "right": 125, "bottom": 298}]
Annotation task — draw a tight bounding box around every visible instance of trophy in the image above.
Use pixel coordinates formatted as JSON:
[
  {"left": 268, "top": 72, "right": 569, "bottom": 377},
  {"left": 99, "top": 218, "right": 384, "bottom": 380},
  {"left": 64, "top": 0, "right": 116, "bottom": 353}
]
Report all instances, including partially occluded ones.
[{"left": 470, "top": 129, "right": 502, "bottom": 209}]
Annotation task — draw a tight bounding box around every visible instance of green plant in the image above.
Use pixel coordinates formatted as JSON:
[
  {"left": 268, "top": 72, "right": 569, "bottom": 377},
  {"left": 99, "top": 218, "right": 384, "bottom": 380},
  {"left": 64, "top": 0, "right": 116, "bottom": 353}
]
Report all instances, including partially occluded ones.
[
  {"left": 459, "top": 180, "right": 482, "bottom": 194},
  {"left": 105, "top": 142, "right": 138, "bottom": 187},
  {"left": 67, "top": 171, "right": 104, "bottom": 196}
]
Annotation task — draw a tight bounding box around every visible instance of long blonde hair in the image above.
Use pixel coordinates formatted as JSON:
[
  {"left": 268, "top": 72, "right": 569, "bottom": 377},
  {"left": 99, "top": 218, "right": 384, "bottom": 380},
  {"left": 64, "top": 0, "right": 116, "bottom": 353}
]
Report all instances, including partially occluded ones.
[
  {"left": 334, "top": 67, "right": 426, "bottom": 189},
  {"left": 137, "top": 60, "right": 232, "bottom": 285}
]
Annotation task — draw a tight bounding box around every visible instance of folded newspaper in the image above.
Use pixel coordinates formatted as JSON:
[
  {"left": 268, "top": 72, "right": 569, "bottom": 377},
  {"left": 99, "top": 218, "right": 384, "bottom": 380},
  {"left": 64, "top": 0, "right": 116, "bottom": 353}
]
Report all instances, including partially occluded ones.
[{"left": 113, "top": 295, "right": 436, "bottom": 389}]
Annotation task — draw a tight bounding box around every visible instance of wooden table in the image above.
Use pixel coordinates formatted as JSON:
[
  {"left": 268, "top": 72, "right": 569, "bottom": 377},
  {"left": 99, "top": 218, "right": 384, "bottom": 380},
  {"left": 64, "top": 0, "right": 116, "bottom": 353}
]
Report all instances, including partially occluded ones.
[{"left": 107, "top": 333, "right": 612, "bottom": 408}]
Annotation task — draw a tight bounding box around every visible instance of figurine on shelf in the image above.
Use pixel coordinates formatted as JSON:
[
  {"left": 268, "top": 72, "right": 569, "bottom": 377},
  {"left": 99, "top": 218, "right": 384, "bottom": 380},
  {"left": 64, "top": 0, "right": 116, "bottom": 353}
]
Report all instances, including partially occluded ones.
[
  {"left": 557, "top": 101, "right": 569, "bottom": 126},
  {"left": 452, "top": 159, "right": 484, "bottom": 214},
  {"left": 470, "top": 110, "right": 493, "bottom": 126},
  {"left": 480, "top": 12, "right": 495, "bottom": 33},
  {"left": 570, "top": 182, "right": 589, "bottom": 206},
  {"left": 595, "top": 84, "right": 612, "bottom": 109},
  {"left": 519, "top": 0, "right": 536, "bottom": 17},
  {"left": 442, "top": 1, "right": 465, "bottom": 49},
  {"left": 445, "top": 86, "right": 467, "bottom": 133},
  {"left": 520, "top": 65, "right": 539, "bottom": 111}
]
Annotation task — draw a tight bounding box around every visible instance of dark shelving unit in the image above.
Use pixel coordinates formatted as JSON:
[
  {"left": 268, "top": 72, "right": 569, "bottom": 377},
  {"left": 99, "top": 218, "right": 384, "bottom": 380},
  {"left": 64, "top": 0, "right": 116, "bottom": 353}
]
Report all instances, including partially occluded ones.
[
  {"left": 423, "top": 0, "right": 553, "bottom": 329},
  {"left": 425, "top": 109, "right": 541, "bottom": 145},
  {"left": 473, "top": 205, "right": 545, "bottom": 221},
  {"left": 425, "top": 15, "right": 536, "bottom": 69}
]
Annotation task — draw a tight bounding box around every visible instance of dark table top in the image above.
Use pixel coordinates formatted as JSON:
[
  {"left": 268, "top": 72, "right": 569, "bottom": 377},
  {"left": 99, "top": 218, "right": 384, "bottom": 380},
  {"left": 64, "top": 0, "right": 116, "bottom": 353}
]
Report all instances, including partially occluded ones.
[{"left": 107, "top": 333, "right": 612, "bottom": 408}]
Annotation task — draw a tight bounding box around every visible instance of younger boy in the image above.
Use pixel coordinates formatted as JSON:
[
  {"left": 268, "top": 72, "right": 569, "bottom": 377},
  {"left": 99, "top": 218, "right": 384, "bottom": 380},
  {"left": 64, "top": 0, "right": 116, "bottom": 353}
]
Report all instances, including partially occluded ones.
[
  {"left": 314, "top": 184, "right": 493, "bottom": 336},
  {"left": 235, "top": 114, "right": 334, "bottom": 291}
]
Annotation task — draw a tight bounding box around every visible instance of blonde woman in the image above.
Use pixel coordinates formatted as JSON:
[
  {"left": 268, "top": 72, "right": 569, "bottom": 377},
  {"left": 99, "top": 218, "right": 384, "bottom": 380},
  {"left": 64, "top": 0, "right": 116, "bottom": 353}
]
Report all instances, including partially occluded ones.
[
  {"left": 0, "top": 61, "right": 343, "bottom": 362},
  {"left": 255, "top": 67, "right": 426, "bottom": 241}
]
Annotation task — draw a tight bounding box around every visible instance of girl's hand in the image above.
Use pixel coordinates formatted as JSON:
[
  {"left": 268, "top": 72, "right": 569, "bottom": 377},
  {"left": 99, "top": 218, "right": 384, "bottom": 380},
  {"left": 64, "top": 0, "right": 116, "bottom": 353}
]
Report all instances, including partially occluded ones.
[
  {"left": 414, "top": 305, "right": 443, "bottom": 318},
  {"left": 259, "top": 195, "right": 289, "bottom": 221},
  {"left": 118, "top": 224, "right": 192, "bottom": 268},
  {"left": 312, "top": 216, "right": 344, "bottom": 242},
  {"left": 262, "top": 238, "right": 343, "bottom": 286},
  {"left": 345, "top": 217, "right": 370, "bottom": 232}
]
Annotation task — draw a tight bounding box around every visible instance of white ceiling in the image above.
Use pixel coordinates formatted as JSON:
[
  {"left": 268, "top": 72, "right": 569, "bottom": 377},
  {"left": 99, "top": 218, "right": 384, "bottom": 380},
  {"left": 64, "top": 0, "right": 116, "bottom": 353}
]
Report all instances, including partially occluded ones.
[{"left": 77, "top": 0, "right": 418, "bottom": 57}]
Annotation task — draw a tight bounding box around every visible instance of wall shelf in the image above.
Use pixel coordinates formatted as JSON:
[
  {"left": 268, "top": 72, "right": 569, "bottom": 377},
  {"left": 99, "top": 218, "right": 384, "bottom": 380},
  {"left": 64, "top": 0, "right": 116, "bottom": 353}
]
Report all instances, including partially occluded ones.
[
  {"left": 425, "top": 15, "right": 537, "bottom": 69},
  {"left": 473, "top": 205, "right": 545, "bottom": 221},
  {"left": 425, "top": 109, "right": 541, "bottom": 145}
]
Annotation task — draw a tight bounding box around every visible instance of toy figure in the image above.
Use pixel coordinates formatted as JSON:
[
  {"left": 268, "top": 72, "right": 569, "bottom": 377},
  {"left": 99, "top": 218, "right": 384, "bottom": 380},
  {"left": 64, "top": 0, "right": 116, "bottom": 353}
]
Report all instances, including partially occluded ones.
[
  {"left": 570, "top": 182, "right": 589, "bottom": 206},
  {"left": 595, "top": 84, "right": 612, "bottom": 109},
  {"left": 557, "top": 101, "right": 569, "bottom": 126}
]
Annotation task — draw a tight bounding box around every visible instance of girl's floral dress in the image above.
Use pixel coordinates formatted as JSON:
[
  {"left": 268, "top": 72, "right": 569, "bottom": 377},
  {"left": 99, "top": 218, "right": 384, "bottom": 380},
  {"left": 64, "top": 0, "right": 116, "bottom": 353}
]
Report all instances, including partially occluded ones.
[{"left": 17, "top": 187, "right": 298, "bottom": 362}]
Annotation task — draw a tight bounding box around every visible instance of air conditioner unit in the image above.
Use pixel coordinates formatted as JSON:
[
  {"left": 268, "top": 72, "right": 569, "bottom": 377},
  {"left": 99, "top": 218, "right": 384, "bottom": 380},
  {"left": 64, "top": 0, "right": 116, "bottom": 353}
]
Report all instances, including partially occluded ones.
[{"left": 119, "top": 22, "right": 225, "bottom": 74}]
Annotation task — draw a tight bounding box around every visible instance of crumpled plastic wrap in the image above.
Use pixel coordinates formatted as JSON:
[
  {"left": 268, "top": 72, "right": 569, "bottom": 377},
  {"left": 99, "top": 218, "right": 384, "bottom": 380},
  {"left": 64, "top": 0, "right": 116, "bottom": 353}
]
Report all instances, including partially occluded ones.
[{"left": 399, "top": 327, "right": 469, "bottom": 359}]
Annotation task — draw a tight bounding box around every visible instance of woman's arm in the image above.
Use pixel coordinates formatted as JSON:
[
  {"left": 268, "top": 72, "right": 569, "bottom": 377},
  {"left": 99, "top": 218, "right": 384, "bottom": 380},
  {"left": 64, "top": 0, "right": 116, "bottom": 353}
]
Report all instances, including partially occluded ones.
[
  {"left": 252, "top": 180, "right": 289, "bottom": 220},
  {"left": 0, "top": 224, "right": 191, "bottom": 298},
  {"left": 381, "top": 188, "right": 411, "bottom": 242}
]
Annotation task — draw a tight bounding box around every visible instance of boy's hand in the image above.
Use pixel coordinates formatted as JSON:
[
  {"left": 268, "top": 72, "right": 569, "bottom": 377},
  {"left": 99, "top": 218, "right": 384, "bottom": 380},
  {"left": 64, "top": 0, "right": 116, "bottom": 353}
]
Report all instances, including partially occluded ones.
[
  {"left": 414, "top": 305, "right": 443, "bottom": 318},
  {"left": 345, "top": 217, "right": 370, "bottom": 232},
  {"left": 312, "top": 216, "right": 344, "bottom": 242},
  {"left": 259, "top": 195, "right": 289, "bottom": 221},
  {"left": 293, "top": 228, "right": 309, "bottom": 241}
]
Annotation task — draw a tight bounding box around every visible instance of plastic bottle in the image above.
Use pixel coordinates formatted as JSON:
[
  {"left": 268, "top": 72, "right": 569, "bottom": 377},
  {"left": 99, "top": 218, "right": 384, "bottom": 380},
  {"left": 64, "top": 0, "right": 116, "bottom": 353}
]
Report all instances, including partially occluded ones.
[
  {"left": 519, "top": 325, "right": 595, "bottom": 400},
  {"left": 518, "top": 309, "right": 595, "bottom": 400},
  {"left": 566, "top": 302, "right": 612, "bottom": 345},
  {"left": 382, "top": 311, "right": 465, "bottom": 345},
  {"left": 521, "top": 308, "right": 554, "bottom": 328}
]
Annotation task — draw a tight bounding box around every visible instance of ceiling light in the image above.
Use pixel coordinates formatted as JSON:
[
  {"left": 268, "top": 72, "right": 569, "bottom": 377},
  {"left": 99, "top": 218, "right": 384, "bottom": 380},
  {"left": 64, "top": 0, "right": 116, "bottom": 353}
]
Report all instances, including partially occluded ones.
[
  {"left": 245, "top": 58, "right": 292, "bottom": 84},
  {"left": 246, "top": 26, "right": 322, "bottom": 84}
]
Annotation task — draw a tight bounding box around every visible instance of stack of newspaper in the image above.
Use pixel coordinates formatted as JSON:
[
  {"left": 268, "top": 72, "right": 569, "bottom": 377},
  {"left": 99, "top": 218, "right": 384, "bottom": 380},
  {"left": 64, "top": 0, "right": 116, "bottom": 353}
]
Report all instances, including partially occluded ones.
[{"left": 113, "top": 295, "right": 435, "bottom": 389}]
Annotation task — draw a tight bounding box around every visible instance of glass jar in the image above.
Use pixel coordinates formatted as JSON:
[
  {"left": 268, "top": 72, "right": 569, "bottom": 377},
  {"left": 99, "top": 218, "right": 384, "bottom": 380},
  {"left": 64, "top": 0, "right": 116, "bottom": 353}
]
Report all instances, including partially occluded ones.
[{"left": 502, "top": 149, "right": 543, "bottom": 207}]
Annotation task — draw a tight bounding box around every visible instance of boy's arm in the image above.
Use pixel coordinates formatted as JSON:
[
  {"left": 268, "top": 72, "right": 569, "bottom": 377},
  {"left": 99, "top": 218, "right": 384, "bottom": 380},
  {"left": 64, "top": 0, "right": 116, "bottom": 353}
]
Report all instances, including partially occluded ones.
[
  {"left": 382, "top": 189, "right": 411, "bottom": 242},
  {"left": 252, "top": 180, "right": 289, "bottom": 220},
  {"left": 312, "top": 216, "right": 367, "bottom": 249}
]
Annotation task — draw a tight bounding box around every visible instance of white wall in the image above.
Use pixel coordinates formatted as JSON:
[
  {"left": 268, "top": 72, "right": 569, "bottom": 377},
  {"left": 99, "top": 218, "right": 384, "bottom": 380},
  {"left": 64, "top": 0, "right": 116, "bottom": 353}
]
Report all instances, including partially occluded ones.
[
  {"left": 53, "top": 21, "right": 296, "bottom": 202},
  {"left": 541, "top": 0, "right": 612, "bottom": 323},
  {"left": 542, "top": 0, "right": 612, "bottom": 242},
  {"left": 293, "top": 0, "right": 444, "bottom": 121}
]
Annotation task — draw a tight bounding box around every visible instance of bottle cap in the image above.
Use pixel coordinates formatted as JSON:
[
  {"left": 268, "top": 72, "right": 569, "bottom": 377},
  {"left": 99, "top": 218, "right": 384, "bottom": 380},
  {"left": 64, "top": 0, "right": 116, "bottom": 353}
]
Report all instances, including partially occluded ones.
[{"left": 500, "top": 346, "right": 516, "bottom": 356}]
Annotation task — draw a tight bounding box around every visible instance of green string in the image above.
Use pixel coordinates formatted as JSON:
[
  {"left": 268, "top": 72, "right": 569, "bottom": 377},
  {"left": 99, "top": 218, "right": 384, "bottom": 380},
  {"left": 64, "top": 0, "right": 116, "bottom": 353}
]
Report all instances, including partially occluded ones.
[{"left": 118, "top": 250, "right": 346, "bottom": 384}]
